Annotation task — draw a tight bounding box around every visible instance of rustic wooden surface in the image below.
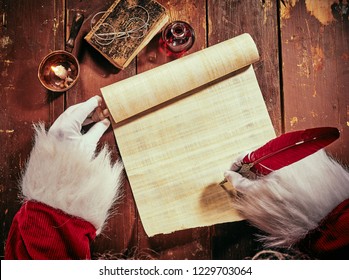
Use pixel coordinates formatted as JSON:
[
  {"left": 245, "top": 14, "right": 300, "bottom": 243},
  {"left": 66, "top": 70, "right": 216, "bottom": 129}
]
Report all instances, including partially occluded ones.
[{"left": 1, "top": 0, "right": 348, "bottom": 259}]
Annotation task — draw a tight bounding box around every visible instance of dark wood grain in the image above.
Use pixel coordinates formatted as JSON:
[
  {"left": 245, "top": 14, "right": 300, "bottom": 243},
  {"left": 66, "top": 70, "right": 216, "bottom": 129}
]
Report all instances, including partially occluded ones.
[
  {"left": 208, "top": 0, "right": 282, "bottom": 135},
  {"left": 0, "top": 0, "right": 65, "bottom": 258},
  {"left": 208, "top": 0, "right": 281, "bottom": 259},
  {"left": 280, "top": 0, "right": 349, "bottom": 164},
  {"left": 1, "top": 0, "right": 349, "bottom": 260}
]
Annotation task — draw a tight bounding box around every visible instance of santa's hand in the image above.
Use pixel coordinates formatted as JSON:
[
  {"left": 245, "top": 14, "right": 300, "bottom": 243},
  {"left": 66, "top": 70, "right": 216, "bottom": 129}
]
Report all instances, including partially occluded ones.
[
  {"left": 229, "top": 150, "right": 253, "bottom": 172},
  {"left": 48, "top": 95, "right": 110, "bottom": 157},
  {"left": 20, "top": 95, "right": 123, "bottom": 236},
  {"left": 224, "top": 151, "right": 255, "bottom": 191},
  {"left": 224, "top": 170, "right": 254, "bottom": 191}
]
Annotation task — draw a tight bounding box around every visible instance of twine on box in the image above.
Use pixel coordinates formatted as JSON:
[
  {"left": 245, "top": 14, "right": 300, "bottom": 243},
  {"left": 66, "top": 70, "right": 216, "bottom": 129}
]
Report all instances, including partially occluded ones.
[{"left": 90, "top": 5, "right": 150, "bottom": 46}]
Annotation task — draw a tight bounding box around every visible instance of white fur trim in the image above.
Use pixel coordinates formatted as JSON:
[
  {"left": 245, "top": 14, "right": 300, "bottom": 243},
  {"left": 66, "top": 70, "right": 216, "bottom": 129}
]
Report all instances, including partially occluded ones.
[
  {"left": 232, "top": 149, "right": 349, "bottom": 248},
  {"left": 21, "top": 123, "right": 124, "bottom": 235}
]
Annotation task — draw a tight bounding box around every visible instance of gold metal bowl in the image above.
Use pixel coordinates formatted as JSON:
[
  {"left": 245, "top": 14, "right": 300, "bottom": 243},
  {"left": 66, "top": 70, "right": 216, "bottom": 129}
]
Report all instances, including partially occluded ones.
[{"left": 38, "top": 50, "right": 80, "bottom": 92}]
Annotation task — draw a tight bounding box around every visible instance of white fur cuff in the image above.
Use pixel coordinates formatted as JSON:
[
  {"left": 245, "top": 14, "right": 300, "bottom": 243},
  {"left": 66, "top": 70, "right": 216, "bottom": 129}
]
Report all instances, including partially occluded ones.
[
  {"left": 21, "top": 123, "right": 124, "bottom": 234},
  {"left": 234, "top": 150, "right": 349, "bottom": 248}
]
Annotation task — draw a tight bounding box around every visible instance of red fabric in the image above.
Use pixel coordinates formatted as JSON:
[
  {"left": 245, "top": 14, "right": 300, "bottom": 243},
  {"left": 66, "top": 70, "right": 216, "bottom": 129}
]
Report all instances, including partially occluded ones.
[
  {"left": 5, "top": 201, "right": 96, "bottom": 260},
  {"left": 299, "top": 198, "right": 349, "bottom": 259}
]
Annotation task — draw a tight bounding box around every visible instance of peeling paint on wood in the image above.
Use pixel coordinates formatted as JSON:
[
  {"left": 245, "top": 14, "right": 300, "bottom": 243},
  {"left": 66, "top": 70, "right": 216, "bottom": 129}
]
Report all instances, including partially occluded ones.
[
  {"left": 280, "top": 0, "right": 298, "bottom": 20},
  {"left": 281, "top": 0, "right": 341, "bottom": 25},
  {"left": 296, "top": 50, "right": 311, "bottom": 78},
  {"left": 310, "top": 110, "right": 318, "bottom": 118},
  {"left": 290, "top": 116, "right": 298, "bottom": 127},
  {"left": 261, "top": 0, "right": 273, "bottom": 25},
  {"left": 281, "top": 0, "right": 349, "bottom": 161},
  {"left": 311, "top": 46, "right": 325, "bottom": 71},
  {"left": 305, "top": 0, "right": 335, "bottom": 25},
  {"left": 0, "top": 36, "right": 12, "bottom": 49}
]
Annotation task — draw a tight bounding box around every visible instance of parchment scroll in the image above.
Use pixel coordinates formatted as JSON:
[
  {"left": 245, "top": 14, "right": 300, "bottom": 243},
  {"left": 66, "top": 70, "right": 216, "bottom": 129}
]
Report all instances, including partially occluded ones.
[{"left": 102, "top": 33, "right": 276, "bottom": 236}]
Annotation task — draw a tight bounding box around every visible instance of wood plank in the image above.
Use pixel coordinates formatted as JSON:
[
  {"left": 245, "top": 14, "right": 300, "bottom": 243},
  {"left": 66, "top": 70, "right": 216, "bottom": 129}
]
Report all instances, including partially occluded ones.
[
  {"left": 280, "top": 0, "right": 349, "bottom": 164},
  {"left": 135, "top": 0, "right": 212, "bottom": 260},
  {"left": 207, "top": 0, "right": 281, "bottom": 259},
  {"left": 208, "top": 0, "right": 282, "bottom": 135},
  {"left": 48, "top": 0, "right": 66, "bottom": 125},
  {"left": 0, "top": 0, "right": 65, "bottom": 258},
  {"left": 65, "top": 0, "right": 139, "bottom": 257}
]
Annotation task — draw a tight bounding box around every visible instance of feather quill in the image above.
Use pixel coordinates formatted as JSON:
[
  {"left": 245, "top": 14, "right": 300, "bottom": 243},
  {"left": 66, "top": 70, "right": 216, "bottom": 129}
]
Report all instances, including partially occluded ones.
[{"left": 238, "top": 127, "right": 340, "bottom": 178}]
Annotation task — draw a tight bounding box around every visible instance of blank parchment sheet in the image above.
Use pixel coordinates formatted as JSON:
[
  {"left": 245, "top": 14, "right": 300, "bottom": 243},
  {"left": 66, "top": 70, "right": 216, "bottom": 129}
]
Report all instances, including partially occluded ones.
[{"left": 102, "top": 33, "right": 276, "bottom": 236}]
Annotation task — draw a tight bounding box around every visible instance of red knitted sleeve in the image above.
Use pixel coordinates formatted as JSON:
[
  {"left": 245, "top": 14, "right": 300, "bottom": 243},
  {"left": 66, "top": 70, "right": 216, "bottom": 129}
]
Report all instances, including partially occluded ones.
[
  {"left": 5, "top": 201, "right": 96, "bottom": 260},
  {"left": 298, "top": 198, "right": 349, "bottom": 259}
]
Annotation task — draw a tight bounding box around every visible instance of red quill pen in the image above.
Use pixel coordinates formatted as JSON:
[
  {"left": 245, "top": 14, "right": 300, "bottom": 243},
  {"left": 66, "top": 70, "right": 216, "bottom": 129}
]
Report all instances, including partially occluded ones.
[{"left": 238, "top": 127, "right": 340, "bottom": 178}]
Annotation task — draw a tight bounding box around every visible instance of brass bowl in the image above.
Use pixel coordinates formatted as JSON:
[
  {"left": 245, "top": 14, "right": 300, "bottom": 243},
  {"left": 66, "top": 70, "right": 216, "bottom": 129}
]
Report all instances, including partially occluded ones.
[{"left": 38, "top": 50, "right": 80, "bottom": 92}]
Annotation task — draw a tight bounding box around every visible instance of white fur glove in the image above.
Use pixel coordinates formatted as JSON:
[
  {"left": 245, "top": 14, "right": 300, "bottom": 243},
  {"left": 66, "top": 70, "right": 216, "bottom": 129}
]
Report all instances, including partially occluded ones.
[
  {"left": 48, "top": 95, "right": 110, "bottom": 158},
  {"left": 224, "top": 152, "right": 254, "bottom": 191},
  {"left": 223, "top": 170, "right": 253, "bottom": 191},
  {"left": 21, "top": 96, "right": 124, "bottom": 234},
  {"left": 223, "top": 150, "right": 349, "bottom": 250}
]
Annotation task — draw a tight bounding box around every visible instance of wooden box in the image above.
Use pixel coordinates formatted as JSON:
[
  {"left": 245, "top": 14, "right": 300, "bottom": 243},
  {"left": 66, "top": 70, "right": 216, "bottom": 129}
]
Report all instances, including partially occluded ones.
[{"left": 85, "top": 0, "right": 169, "bottom": 69}]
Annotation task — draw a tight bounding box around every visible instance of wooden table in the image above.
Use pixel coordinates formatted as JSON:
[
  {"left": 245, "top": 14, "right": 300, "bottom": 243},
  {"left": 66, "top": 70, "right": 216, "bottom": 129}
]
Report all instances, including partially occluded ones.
[{"left": 1, "top": 0, "right": 348, "bottom": 259}]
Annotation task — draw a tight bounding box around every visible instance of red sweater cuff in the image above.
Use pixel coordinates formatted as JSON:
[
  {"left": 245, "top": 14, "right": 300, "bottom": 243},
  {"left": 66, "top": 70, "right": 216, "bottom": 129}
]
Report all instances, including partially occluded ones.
[
  {"left": 5, "top": 201, "right": 96, "bottom": 260},
  {"left": 298, "top": 198, "right": 349, "bottom": 259}
]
